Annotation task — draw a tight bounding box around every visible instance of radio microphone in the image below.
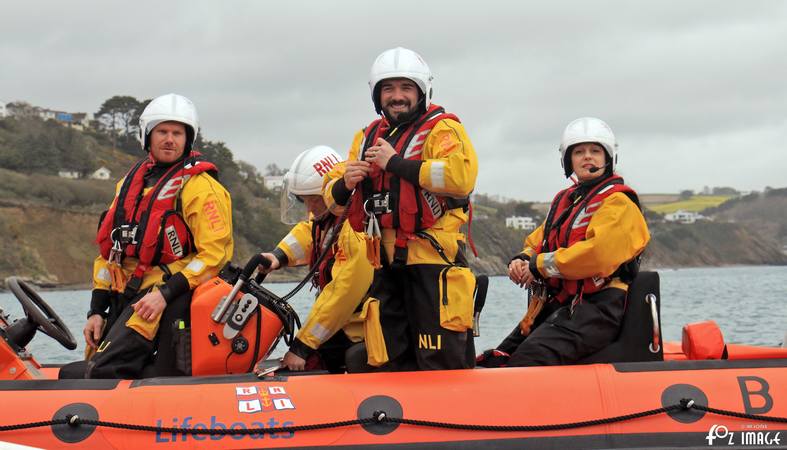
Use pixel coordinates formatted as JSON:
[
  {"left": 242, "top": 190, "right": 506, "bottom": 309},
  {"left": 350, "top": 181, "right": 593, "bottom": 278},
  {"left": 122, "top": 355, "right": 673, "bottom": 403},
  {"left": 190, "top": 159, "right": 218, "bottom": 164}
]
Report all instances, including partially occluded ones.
[{"left": 588, "top": 163, "right": 609, "bottom": 174}]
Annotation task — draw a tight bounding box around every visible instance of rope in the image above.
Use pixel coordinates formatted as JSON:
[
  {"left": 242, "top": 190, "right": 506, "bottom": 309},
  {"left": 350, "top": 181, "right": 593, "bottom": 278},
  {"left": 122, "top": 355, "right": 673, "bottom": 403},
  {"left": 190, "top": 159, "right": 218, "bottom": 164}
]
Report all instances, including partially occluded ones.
[{"left": 2, "top": 399, "right": 786, "bottom": 436}]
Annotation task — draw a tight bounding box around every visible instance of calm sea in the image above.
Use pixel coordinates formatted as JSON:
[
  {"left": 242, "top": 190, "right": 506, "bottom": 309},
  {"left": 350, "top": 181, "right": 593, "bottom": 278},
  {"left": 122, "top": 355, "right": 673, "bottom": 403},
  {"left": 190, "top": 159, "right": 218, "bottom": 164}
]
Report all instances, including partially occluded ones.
[{"left": 1, "top": 266, "right": 785, "bottom": 365}]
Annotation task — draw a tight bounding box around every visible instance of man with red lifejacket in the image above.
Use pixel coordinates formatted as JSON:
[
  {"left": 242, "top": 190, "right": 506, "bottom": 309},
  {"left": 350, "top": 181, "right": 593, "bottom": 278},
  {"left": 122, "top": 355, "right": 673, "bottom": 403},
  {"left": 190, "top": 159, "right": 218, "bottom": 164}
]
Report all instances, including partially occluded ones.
[
  {"left": 258, "top": 146, "right": 372, "bottom": 373},
  {"left": 479, "top": 117, "right": 649, "bottom": 367},
  {"left": 60, "top": 93, "right": 233, "bottom": 379},
  {"left": 323, "top": 47, "right": 479, "bottom": 371}
]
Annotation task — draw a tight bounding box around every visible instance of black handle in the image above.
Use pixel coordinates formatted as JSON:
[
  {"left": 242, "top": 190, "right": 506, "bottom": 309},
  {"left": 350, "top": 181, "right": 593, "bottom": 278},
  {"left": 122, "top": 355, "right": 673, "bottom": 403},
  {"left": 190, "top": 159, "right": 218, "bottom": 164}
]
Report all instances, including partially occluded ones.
[
  {"left": 241, "top": 254, "right": 270, "bottom": 281},
  {"left": 474, "top": 275, "right": 488, "bottom": 313}
]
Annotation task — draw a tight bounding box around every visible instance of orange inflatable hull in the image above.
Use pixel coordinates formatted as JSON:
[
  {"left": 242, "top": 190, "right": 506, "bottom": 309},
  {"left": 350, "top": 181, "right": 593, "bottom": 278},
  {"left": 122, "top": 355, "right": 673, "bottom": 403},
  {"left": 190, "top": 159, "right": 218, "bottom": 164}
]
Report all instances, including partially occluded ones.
[{"left": 1, "top": 357, "right": 786, "bottom": 449}]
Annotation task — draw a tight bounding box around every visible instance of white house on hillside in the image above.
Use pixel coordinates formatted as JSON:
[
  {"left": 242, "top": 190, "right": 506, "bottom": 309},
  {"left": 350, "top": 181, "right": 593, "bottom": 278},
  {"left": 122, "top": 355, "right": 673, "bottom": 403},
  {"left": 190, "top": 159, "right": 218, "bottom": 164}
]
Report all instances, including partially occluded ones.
[
  {"left": 665, "top": 210, "right": 705, "bottom": 224},
  {"left": 0, "top": 102, "right": 7, "bottom": 118},
  {"left": 506, "top": 216, "right": 538, "bottom": 231},
  {"left": 90, "top": 167, "right": 111, "bottom": 180},
  {"left": 58, "top": 170, "right": 80, "bottom": 179},
  {"left": 264, "top": 175, "right": 284, "bottom": 191}
]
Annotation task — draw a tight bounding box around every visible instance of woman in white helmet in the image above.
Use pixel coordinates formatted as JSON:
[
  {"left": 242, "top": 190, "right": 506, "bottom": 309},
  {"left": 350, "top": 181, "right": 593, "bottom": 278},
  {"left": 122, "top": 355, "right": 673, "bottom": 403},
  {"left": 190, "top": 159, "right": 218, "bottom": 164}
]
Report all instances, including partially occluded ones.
[
  {"left": 60, "top": 93, "right": 233, "bottom": 379},
  {"left": 259, "top": 146, "right": 373, "bottom": 373},
  {"left": 480, "top": 117, "right": 650, "bottom": 367}
]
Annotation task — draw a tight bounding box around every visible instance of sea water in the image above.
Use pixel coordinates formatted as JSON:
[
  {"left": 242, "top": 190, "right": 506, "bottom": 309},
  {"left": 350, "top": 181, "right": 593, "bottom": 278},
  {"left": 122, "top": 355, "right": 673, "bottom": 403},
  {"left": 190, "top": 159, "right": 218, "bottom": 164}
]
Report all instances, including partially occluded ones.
[{"left": 1, "top": 266, "right": 785, "bottom": 365}]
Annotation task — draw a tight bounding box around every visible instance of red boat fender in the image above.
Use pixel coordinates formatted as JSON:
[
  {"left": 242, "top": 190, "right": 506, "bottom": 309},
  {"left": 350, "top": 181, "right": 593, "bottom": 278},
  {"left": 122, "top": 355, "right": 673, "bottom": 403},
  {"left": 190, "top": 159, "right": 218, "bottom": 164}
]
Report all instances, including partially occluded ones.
[{"left": 682, "top": 320, "right": 725, "bottom": 359}]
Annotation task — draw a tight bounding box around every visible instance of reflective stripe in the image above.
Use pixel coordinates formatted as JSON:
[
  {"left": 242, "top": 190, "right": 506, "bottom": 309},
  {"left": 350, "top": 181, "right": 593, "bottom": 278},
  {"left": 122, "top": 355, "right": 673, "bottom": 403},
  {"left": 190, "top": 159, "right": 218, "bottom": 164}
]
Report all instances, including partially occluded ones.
[
  {"left": 403, "top": 130, "right": 430, "bottom": 159},
  {"left": 572, "top": 201, "right": 601, "bottom": 229},
  {"left": 97, "top": 267, "right": 111, "bottom": 282},
  {"left": 308, "top": 323, "right": 332, "bottom": 344},
  {"left": 283, "top": 234, "right": 306, "bottom": 261},
  {"left": 430, "top": 161, "right": 446, "bottom": 189},
  {"left": 597, "top": 184, "right": 616, "bottom": 195},
  {"left": 185, "top": 258, "right": 205, "bottom": 273},
  {"left": 541, "top": 252, "right": 563, "bottom": 278}
]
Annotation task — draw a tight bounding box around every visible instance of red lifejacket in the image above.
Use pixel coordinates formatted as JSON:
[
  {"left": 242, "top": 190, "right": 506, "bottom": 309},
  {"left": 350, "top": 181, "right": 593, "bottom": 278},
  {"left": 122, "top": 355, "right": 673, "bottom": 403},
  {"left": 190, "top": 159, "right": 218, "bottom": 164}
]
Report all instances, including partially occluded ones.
[
  {"left": 310, "top": 214, "right": 341, "bottom": 290},
  {"left": 96, "top": 153, "right": 218, "bottom": 292},
  {"left": 348, "top": 104, "right": 468, "bottom": 260},
  {"left": 536, "top": 175, "right": 640, "bottom": 303}
]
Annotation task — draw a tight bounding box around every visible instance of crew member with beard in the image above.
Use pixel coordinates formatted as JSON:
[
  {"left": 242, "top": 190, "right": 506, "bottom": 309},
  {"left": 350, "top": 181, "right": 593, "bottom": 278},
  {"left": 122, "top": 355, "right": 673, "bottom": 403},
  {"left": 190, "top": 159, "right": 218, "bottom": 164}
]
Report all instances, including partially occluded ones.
[
  {"left": 480, "top": 117, "right": 649, "bottom": 367},
  {"left": 60, "top": 94, "right": 233, "bottom": 379},
  {"left": 323, "top": 47, "right": 479, "bottom": 371}
]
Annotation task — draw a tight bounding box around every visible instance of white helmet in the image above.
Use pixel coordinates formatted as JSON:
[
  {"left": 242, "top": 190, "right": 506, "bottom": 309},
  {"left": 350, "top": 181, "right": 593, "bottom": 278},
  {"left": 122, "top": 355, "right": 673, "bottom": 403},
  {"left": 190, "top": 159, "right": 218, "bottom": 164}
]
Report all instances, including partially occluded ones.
[
  {"left": 139, "top": 93, "right": 199, "bottom": 152},
  {"left": 280, "top": 146, "right": 342, "bottom": 224},
  {"left": 558, "top": 117, "right": 618, "bottom": 178},
  {"left": 369, "top": 47, "right": 433, "bottom": 114}
]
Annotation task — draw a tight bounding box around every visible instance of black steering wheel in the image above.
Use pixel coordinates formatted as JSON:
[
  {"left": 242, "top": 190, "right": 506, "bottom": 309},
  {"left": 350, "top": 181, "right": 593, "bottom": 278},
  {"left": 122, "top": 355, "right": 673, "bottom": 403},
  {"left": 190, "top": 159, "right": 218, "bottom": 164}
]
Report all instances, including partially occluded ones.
[{"left": 4, "top": 277, "right": 77, "bottom": 350}]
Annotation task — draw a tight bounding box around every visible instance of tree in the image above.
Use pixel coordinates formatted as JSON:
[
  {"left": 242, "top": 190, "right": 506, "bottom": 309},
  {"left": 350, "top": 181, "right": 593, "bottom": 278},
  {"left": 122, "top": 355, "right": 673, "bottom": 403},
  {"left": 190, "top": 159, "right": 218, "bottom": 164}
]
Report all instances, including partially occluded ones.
[
  {"left": 712, "top": 186, "right": 739, "bottom": 196},
  {"left": 264, "top": 163, "right": 286, "bottom": 176},
  {"left": 131, "top": 98, "right": 152, "bottom": 136},
  {"left": 5, "top": 101, "right": 38, "bottom": 118},
  {"left": 513, "top": 201, "right": 537, "bottom": 217},
  {"left": 95, "top": 96, "right": 142, "bottom": 151},
  {"left": 679, "top": 189, "right": 694, "bottom": 200}
]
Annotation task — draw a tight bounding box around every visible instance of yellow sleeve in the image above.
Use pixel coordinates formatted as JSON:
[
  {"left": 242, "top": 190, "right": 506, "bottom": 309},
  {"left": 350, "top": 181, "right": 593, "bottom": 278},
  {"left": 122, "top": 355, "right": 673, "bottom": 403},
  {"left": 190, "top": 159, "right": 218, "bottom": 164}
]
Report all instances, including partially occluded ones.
[
  {"left": 296, "top": 221, "right": 373, "bottom": 350},
  {"left": 536, "top": 192, "right": 650, "bottom": 280},
  {"left": 521, "top": 223, "right": 545, "bottom": 259},
  {"left": 177, "top": 173, "right": 234, "bottom": 289},
  {"left": 322, "top": 129, "right": 364, "bottom": 212},
  {"left": 418, "top": 119, "right": 478, "bottom": 198},
  {"left": 276, "top": 221, "right": 314, "bottom": 267}
]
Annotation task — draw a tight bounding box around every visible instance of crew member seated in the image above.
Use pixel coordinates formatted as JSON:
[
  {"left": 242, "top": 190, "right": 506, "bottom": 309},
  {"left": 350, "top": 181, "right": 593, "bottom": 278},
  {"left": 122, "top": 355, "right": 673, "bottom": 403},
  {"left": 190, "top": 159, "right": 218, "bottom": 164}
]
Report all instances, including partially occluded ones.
[
  {"left": 478, "top": 117, "right": 650, "bottom": 367},
  {"left": 60, "top": 94, "right": 233, "bottom": 379},
  {"left": 258, "top": 146, "right": 372, "bottom": 373}
]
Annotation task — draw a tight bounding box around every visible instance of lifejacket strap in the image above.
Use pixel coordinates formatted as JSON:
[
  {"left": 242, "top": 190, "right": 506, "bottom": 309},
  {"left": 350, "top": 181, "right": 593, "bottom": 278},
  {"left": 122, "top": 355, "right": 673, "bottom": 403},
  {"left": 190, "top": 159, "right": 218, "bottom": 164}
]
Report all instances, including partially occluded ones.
[{"left": 123, "top": 276, "right": 142, "bottom": 299}]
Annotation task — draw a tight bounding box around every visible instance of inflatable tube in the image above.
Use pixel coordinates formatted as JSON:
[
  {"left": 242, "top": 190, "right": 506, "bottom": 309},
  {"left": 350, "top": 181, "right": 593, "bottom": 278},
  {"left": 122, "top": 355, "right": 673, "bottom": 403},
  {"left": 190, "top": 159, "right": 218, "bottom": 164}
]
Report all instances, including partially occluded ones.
[{"left": 1, "top": 358, "right": 786, "bottom": 449}]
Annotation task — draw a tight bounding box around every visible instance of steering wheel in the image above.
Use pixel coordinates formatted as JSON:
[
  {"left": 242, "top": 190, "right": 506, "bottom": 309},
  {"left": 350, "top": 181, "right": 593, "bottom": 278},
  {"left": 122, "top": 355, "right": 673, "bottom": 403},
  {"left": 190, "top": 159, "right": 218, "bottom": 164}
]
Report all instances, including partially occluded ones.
[{"left": 5, "top": 277, "right": 77, "bottom": 350}]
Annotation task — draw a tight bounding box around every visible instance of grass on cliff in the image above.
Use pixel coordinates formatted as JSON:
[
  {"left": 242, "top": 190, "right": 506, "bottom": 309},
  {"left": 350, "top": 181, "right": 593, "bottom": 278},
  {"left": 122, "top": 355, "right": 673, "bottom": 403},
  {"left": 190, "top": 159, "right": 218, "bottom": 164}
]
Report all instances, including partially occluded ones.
[{"left": 648, "top": 195, "right": 731, "bottom": 214}]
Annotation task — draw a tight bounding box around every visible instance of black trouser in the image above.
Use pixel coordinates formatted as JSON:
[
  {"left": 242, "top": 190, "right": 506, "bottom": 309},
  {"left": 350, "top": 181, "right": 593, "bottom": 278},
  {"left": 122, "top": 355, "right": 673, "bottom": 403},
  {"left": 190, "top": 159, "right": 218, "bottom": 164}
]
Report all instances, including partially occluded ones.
[
  {"left": 502, "top": 287, "right": 626, "bottom": 367},
  {"left": 59, "top": 290, "right": 192, "bottom": 379},
  {"left": 362, "top": 263, "right": 475, "bottom": 372},
  {"left": 59, "top": 291, "right": 132, "bottom": 379},
  {"left": 314, "top": 332, "right": 354, "bottom": 374}
]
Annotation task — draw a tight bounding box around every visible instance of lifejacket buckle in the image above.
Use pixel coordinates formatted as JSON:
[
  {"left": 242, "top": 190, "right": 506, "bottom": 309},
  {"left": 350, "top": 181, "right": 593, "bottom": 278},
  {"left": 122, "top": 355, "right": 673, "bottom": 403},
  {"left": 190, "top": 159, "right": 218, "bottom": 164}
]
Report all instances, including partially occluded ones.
[
  {"left": 111, "top": 224, "right": 138, "bottom": 246},
  {"left": 365, "top": 192, "right": 392, "bottom": 215}
]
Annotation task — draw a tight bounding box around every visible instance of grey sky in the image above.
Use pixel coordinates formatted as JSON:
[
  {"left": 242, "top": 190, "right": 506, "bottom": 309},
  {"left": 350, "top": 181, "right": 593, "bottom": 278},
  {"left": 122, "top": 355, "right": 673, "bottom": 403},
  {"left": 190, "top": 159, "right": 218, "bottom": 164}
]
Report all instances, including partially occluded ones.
[{"left": 2, "top": 1, "right": 785, "bottom": 201}]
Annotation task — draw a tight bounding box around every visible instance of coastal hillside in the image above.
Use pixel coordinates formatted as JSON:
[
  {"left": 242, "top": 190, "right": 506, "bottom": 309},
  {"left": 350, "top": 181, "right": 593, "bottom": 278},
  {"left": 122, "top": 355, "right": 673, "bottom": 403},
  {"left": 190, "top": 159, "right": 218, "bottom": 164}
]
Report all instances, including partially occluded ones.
[{"left": 1, "top": 112, "right": 785, "bottom": 287}]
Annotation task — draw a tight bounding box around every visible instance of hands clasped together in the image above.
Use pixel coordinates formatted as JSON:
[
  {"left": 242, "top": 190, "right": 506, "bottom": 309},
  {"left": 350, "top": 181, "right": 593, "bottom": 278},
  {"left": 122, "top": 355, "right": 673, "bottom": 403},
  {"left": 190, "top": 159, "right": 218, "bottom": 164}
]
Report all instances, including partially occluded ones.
[
  {"left": 344, "top": 138, "right": 396, "bottom": 190},
  {"left": 508, "top": 259, "right": 536, "bottom": 288}
]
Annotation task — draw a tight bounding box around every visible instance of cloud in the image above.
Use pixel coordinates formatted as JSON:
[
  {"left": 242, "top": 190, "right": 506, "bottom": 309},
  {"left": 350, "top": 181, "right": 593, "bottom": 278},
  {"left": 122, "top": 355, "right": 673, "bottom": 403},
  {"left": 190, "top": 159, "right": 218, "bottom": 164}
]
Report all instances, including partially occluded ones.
[{"left": 1, "top": 0, "right": 785, "bottom": 200}]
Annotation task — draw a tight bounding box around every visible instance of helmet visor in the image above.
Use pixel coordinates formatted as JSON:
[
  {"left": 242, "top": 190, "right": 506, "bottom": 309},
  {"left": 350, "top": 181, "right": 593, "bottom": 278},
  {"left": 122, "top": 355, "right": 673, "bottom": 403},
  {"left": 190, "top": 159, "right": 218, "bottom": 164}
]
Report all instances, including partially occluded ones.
[{"left": 280, "top": 177, "right": 309, "bottom": 225}]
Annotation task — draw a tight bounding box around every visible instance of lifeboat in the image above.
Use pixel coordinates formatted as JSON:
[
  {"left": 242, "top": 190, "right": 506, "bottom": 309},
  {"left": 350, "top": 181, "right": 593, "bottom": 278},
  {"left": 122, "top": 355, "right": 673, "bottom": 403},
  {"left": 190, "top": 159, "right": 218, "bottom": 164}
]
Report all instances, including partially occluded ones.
[{"left": 1, "top": 262, "right": 786, "bottom": 450}]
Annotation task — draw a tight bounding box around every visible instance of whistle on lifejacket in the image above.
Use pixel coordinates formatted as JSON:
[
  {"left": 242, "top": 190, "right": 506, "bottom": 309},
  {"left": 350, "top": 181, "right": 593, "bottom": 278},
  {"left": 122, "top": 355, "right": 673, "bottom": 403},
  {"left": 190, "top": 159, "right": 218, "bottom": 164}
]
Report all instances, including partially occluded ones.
[{"left": 519, "top": 281, "right": 547, "bottom": 336}]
